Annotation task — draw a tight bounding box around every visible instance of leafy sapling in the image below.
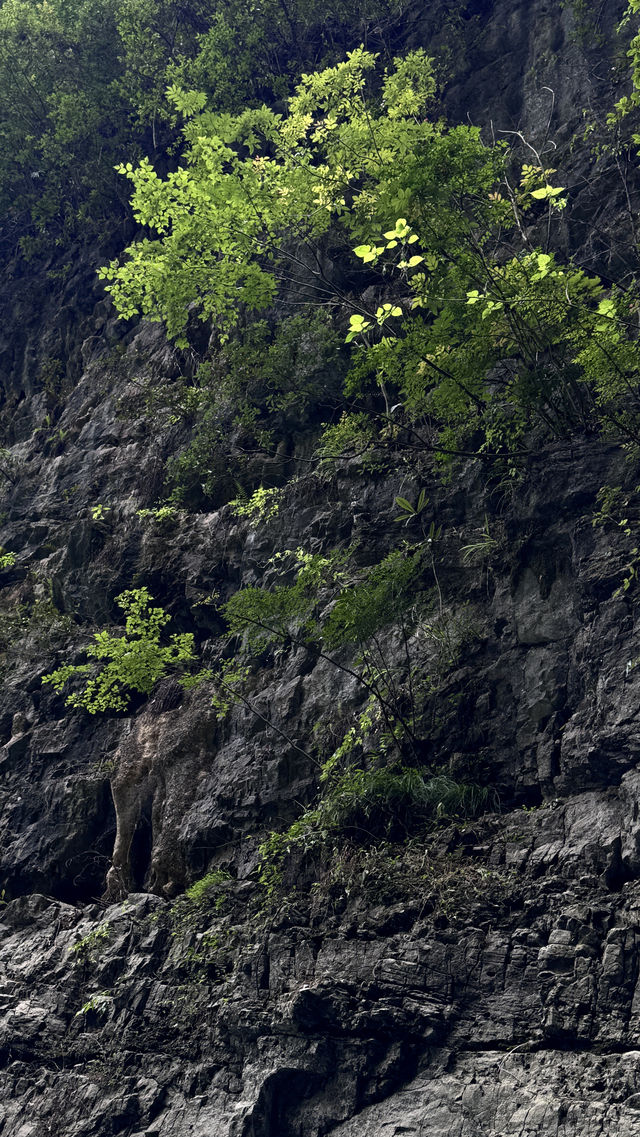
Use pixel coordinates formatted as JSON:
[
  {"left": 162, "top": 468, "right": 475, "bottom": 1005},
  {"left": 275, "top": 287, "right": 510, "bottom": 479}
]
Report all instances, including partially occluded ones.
[{"left": 42, "top": 588, "right": 197, "bottom": 713}]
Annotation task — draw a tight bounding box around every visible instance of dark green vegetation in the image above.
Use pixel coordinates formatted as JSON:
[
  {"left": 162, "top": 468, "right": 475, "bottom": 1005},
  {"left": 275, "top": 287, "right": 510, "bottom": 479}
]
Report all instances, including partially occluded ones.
[
  {"left": 3, "top": 0, "right": 640, "bottom": 904},
  {"left": 0, "top": 0, "right": 408, "bottom": 254}
]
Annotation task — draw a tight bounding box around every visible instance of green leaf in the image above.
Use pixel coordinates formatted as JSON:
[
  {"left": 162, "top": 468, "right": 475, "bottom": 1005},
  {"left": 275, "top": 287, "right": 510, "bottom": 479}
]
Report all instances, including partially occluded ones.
[
  {"left": 530, "top": 185, "right": 565, "bottom": 200},
  {"left": 349, "top": 314, "right": 371, "bottom": 330}
]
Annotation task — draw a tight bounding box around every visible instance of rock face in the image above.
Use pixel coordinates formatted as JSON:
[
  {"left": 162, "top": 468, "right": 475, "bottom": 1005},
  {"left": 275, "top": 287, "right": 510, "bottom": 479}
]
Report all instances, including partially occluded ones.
[{"left": 2, "top": 1, "right": 640, "bottom": 1134}]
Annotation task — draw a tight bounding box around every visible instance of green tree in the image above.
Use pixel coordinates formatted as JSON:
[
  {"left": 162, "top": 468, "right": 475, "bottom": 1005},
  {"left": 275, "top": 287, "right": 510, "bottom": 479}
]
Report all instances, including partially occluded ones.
[
  {"left": 102, "top": 45, "right": 640, "bottom": 460},
  {"left": 98, "top": 48, "right": 441, "bottom": 341}
]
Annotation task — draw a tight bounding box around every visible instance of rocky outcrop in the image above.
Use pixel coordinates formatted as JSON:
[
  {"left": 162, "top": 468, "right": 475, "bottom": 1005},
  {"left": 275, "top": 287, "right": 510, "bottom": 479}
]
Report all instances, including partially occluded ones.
[
  {"left": 4, "top": 781, "right": 640, "bottom": 1135},
  {"left": 2, "top": 364, "right": 640, "bottom": 1133}
]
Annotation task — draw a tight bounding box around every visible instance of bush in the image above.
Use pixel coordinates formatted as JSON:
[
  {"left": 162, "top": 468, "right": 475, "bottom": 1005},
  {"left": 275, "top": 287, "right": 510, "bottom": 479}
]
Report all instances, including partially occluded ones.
[
  {"left": 42, "top": 588, "right": 197, "bottom": 713},
  {"left": 258, "top": 764, "right": 493, "bottom": 895}
]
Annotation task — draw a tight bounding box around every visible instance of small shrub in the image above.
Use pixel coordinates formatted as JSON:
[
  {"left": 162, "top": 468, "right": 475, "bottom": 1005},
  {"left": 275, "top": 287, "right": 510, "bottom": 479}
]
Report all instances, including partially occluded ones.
[
  {"left": 183, "top": 869, "right": 231, "bottom": 909},
  {"left": 258, "top": 764, "right": 494, "bottom": 897},
  {"left": 228, "top": 486, "right": 282, "bottom": 523},
  {"left": 315, "top": 412, "right": 384, "bottom": 471},
  {"left": 170, "top": 872, "right": 233, "bottom": 964},
  {"left": 71, "top": 922, "right": 111, "bottom": 963},
  {"left": 42, "top": 588, "right": 197, "bottom": 713},
  {"left": 136, "top": 505, "right": 179, "bottom": 526}
]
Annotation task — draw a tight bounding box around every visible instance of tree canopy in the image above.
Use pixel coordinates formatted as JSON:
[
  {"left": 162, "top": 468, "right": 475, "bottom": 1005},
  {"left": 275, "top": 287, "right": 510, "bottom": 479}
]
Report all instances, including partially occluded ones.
[{"left": 99, "top": 38, "right": 640, "bottom": 462}]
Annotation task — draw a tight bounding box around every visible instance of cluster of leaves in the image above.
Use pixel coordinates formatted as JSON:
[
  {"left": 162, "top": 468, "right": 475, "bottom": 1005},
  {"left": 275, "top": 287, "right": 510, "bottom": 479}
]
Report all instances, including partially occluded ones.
[
  {"left": 41, "top": 588, "right": 197, "bottom": 713},
  {"left": 229, "top": 486, "right": 282, "bottom": 523},
  {"left": 322, "top": 547, "right": 421, "bottom": 649},
  {"left": 136, "top": 504, "right": 179, "bottom": 526},
  {"left": 181, "top": 869, "right": 231, "bottom": 907},
  {"left": 99, "top": 48, "right": 440, "bottom": 341},
  {"left": 314, "top": 411, "right": 386, "bottom": 471}
]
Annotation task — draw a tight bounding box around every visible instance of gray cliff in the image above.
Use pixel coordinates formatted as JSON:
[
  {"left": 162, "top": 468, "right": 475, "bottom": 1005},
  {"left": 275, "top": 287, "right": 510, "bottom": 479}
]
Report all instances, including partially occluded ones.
[{"left": 2, "top": 1, "right": 640, "bottom": 1134}]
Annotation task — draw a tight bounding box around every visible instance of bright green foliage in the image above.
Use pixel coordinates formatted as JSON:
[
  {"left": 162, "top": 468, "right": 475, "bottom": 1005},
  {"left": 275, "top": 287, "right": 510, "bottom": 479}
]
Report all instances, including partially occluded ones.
[
  {"left": 42, "top": 588, "right": 197, "bottom": 713},
  {"left": 136, "top": 505, "right": 179, "bottom": 525},
  {"left": 104, "top": 34, "right": 640, "bottom": 457},
  {"left": 99, "top": 48, "right": 439, "bottom": 343},
  {"left": 182, "top": 869, "right": 231, "bottom": 909},
  {"left": 0, "top": 552, "right": 16, "bottom": 570},
  {"left": 0, "top": 0, "right": 407, "bottom": 250},
  {"left": 319, "top": 694, "right": 384, "bottom": 785},
  {"left": 103, "top": 42, "right": 640, "bottom": 455},
  {"left": 573, "top": 287, "right": 640, "bottom": 443},
  {"left": 229, "top": 486, "right": 282, "bottom": 523}
]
